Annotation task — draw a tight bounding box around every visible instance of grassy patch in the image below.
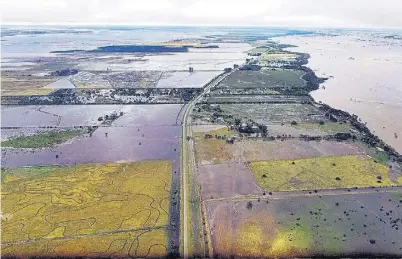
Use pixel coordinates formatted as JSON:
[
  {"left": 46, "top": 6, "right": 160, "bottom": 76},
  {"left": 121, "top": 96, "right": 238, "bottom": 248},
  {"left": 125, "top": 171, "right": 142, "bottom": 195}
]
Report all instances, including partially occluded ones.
[
  {"left": 218, "top": 103, "right": 323, "bottom": 124},
  {"left": 365, "top": 146, "right": 390, "bottom": 164},
  {"left": 193, "top": 128, "right": 235, "bottom": 164},
  {"left": 270, "top": 218, "right": 312, "bottom": 257},
  {"left": 1, "top": 161, "right": 171, "bottom": 257},
  {"left": 1, "top": 88, "right": 55, "bottom": 96},
  {"left": 246, "top": 46, "right": 271, "bottom": 54},
  {"left": 249, "top": 155, "right": 402, "bottom": 191},
  {"left": 2, "top": 130, "right": 83, "bottom": 148},
  {"left": 218, "top": 69, "right": 306, "bottom": 89},
  {"left": 260, "top": 53, "right": 298, "bottom": 61},
  {"left": 292, "top": 122, "right": 351, "bottom": 133}
]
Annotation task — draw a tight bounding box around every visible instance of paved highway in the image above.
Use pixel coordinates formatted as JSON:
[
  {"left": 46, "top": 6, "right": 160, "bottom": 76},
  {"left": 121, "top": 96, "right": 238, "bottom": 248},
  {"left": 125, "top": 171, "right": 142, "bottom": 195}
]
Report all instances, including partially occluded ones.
[{"left": 180, "top": 71, "right": 233, "bottom": 259}]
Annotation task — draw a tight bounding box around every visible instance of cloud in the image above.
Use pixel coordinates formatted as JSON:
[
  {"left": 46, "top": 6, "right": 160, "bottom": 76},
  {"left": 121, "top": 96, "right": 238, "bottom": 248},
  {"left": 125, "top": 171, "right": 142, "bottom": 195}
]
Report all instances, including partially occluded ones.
[{"left": 1, "top": 0, "right": 402, "bottom": 28}]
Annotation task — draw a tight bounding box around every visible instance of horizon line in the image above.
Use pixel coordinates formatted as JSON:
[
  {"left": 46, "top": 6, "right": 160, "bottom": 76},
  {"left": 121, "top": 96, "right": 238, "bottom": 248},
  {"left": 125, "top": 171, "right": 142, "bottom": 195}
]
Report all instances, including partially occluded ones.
[{"left": 2, "top": 22, "right": 402, "bottom": 31}]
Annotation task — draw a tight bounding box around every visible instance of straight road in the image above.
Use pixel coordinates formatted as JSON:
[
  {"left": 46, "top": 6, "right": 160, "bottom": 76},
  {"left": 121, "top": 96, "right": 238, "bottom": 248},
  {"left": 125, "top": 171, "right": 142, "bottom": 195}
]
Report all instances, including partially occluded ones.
[{"left": 181, "top": 71, "right": 233, "bottom": 259}]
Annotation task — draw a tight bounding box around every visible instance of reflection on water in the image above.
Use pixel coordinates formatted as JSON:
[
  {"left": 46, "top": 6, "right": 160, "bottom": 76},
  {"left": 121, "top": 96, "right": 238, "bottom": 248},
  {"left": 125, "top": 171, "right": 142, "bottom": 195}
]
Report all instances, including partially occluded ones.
[{"left": 277, "top": 34, "right": 402, "bottom": 153}]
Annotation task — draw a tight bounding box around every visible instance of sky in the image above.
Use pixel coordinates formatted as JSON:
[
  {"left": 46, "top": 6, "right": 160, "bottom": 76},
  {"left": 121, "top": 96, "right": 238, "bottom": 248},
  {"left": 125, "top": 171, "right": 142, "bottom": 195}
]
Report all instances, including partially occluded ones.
[{"left": 1, "top": 0, "right": 402, "bottom": 28}]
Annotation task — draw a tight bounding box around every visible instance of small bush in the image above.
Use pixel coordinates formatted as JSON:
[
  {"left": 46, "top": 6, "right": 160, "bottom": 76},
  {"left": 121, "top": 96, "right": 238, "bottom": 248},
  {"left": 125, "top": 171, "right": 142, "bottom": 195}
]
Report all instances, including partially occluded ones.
[{"left": 246, "top": 201, "right": 253, "bottom": 210}]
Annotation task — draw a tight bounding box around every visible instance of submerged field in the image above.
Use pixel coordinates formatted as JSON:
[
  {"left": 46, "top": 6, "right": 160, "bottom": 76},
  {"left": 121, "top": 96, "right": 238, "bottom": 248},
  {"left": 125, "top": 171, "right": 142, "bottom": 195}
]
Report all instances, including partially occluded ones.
[
  {"left": 206, "top": 190, "right": 402, "bottom": 258},
  {"left": 1, "top": 104, "right": 182, "bottom": 167},
  {"left": 1, "top": 160, "right": 172, "bottom": 258},
  {"left": 1, "top": 129, "right": 83, "bottom": 148},
  {"left": 249, "top": 155, "right": 402, "bottom": 191},
  {"left": 1, "top": 104, "right": 183, "bottom": 127}
]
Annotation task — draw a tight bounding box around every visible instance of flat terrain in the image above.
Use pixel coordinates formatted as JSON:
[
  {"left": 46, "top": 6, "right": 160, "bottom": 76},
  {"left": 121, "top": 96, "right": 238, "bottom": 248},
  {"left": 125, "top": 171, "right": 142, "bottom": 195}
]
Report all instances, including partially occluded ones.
[
  {"left": 217, "top": 69, "right": 306, "bottom": 89},
  {"left": 1, "top": 88, "right": 56, "bottom": 96},
  {"left": 249, "top": 155, "right": 402, "bottom": 191},
  {"left": 260, "top": 53, "right": 298, "bottom": 61},
  {"left": 267, "top": 122, "right": 351, "bottom": 137},
  {"left": 1, "top": 104, "right": 183, "bottom": 127},
  {"left": 203, "top": 95, "right": 311, "bottom": 104},
  {"left": 2, "top": 125, "right": 179, "bottom": 167},
  {"left": 220, "top": 103, "right": 324, "bottom": 124},
  {"left": 196, "top": 162, "right": 263, "bottom": 200},
  {"left": 194, "top": 136, "right": 364, "bottom": 165},
  {"left": 1, "top": 129, "right": 83, "bottom": 148},
  {"left": 1, "top": 104, "right": 183, "bottom": 167},
  {"left": 1, "top": 74, "right": 61, "bottom": 94},
  {"left": 193, "top": 103, "right": 326, "bottom": 125},
  {"left": 1, "top": 161, "right": 172, "bottom": 258},
  {"left": 206, "top": 190, "right": 402, "bottom": 258},
  {"left": 156, "top": 71, "right": 221, "bottom": 88},
  {"left": 3, "top": 28, "right": 402, "bottom": 258}
]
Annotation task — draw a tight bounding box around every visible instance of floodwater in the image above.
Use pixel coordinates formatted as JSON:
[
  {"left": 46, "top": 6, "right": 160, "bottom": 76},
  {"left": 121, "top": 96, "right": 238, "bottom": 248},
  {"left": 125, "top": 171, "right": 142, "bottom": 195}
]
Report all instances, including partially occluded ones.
[
  {"left": 75, "top": 51, "right": 249, "bottom": 71},
  {"left": 44, "top": 78, "right": 76, "bottom": 89},
  {"left": 1, "top": 125, "right": 180, "bottom": 167},
  {"left": 156, "top": 71, "right": 222, "bottom": 88},
  {"left": 1, "top": 104, "right": 183, "bottom": 127},
  {"left": 276, "top": 33, "right": 402, "bottom": 153},
  {"left": 207, "top": 190, "right": 402, "bottom": 257},
  {"left": 1, "top": 104, "right": 183, "bottom": 167}
]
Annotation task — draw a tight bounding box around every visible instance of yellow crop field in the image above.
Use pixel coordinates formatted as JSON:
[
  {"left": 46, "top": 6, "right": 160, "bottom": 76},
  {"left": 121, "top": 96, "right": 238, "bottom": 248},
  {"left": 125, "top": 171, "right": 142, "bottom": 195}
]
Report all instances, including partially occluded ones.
[
  {"left": 193, "top": 128, "right": 235, "bottom": 164},
  {"left": 1, "top": 161, "right": 172, "bottom": 258},
  {"left": 2, "top": 228, "right": 167, "bottom": 258},
  {"left": 269, "top": 221, "right": 312, "bottom": 257},
  {"left": 292, "top": 122, "right": 351, "bottom": 133},
  {"left": 249, "top": 155, "right": 402, "bottom": 191},
  {"left": 260, "top": 53, "right": 298, "bottom": 61},
  {"left": 1, "top": 88, "right": 55, "bottom": 96},
  {"left": 211, "top": 208, "right": 313, "bottom": 258}
]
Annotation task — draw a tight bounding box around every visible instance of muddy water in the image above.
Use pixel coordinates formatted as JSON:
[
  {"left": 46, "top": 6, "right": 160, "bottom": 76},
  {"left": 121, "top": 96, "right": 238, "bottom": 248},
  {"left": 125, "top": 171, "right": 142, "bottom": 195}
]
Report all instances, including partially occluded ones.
[
  {"left": 1, "top": 104, "right": 183, "bottom": 127},
  {"left": 44, "top": 78, "right": 76, "bottom": 89},
  {"left": 276, "top": 34, "right": 402, "bottom": 153},
  {"left": 1, "top": 125, "right": 180, "bottom": 167}
]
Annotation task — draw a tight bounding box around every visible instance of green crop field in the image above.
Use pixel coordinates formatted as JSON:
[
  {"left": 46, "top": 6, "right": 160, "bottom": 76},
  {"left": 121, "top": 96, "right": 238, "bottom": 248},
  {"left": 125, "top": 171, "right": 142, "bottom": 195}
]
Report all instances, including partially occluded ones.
[{"left": 2, "top": 130, "right": 83, "bottom": 148}]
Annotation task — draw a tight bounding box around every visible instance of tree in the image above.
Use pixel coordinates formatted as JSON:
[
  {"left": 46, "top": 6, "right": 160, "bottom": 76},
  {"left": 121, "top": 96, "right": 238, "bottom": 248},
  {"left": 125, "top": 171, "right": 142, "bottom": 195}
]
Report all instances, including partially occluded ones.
[{"left": 259, "top": 125, "right": 268, "bottom": 137}]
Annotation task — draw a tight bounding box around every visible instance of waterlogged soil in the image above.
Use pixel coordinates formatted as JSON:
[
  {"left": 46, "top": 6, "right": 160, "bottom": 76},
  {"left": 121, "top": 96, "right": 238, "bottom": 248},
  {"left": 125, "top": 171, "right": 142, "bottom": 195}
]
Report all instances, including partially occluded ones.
[
  {"left": 76, "top": 51, "right": 248, "bottom": 71},
  {"left": 217, "top": 69, "right": 306, "bottom": 89},
  {"left": 277, "top": 34, "right": 402, "bottom": 153},
  {"left": 1, "top": 104, "right": 183, "bottom": 167},
  {"left": 195, "top": 139, "right": 364, "bottom": 165},
  {"left": 1, "top": 104, "right": 183, "bottom": 127},
  {"left": 219, "top": 103, "right": 326, "bottom": 124},
  {"left": 43, "top": 78, "right": 76, "bottom": 89},
  {"left": 156, "top": 71, "right": 222, "bottom": 88},
  {"left": 1, "top": 125, "right": 180, "bottom": 167},
  {"left": 206, "top": 189, "right": 402, "bottom": 258},
  {"left": 196, "top": 162, "right": 263, "bottom": 200},
  {"left": 1, "top": 128, "right": 57, "bottom": 140}
]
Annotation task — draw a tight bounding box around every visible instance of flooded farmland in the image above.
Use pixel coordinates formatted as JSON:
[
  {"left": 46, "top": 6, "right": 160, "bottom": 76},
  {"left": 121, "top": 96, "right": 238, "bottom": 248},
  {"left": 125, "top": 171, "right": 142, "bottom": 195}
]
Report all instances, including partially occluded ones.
[
  {"left": 156, "top": 71, "right": 222, "bottom": 88},
  {"left": 206, "top": 190, "right": 402, "bottom": 258},
  {"left": 2, "top": 24, "right": 402, "bottom": 258},
  {"left": 276, "top": 33, "right": 402, "bottom": 153},
  {"left": 2, "top": 125, "right": 180, "bottom": 167},
  {"left": 1, "top": 104, "right": 183, "bottom": 127},
  {"left": 1, "top": 104, "right": 183, "bottom": 167}
]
